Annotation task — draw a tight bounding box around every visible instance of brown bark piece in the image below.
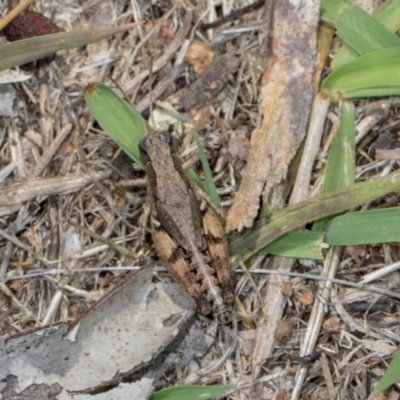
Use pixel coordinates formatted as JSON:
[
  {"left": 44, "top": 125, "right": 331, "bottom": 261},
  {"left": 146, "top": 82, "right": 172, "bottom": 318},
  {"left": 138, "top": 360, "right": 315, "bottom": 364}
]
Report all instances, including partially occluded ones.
[{"left": 226, "top": 1, "right": 319, "bottom": 232}]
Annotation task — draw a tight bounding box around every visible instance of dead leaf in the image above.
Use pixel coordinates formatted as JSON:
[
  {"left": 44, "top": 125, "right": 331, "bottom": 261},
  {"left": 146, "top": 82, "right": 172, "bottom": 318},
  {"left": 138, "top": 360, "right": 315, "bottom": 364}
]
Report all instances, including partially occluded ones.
[
  {"left": 281, "top": 282, "right": 293, "bottom": 297},
  {"left": 0, "top": 267, "right": 195, "bottom": 396},
  {"left": 228, "top": 133, "right": 250, "bottom": 162},
  {"left": 275, "top": 319, "right": 293, "bottom": 346},
  {"left": 185, "top": 40, "right": 215, "bottom": 76},
  {"left": 7, "top": 281, "right": 21, "bottom": 292},
  {"left": 4, "top": 11, "right": 63, "bottom": 42},
  {"left": 276, "top": 389, "right": 291, "bottom": 400},
  {"left": 322, "top": 317, "right": 341, "bottom": 332},
  {"left": 298, "top": 290, "right": 313, "bottom": 306}
]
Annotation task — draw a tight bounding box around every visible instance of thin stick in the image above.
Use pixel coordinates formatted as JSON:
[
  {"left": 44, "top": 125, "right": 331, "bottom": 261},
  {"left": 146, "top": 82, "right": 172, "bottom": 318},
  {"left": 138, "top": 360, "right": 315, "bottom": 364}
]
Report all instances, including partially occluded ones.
[
  {"left": 68, "top": 220, "right": 138, "bottom": 260},
  {"left": 6, "top": 266, "right": 400, "bottom": 301}
]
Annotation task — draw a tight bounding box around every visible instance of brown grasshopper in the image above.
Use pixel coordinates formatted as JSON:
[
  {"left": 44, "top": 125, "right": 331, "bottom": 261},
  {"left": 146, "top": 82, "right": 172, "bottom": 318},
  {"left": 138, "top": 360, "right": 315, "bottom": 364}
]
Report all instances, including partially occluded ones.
[{"left": 139, "top": 130, "right": 234, "bottom": 324}]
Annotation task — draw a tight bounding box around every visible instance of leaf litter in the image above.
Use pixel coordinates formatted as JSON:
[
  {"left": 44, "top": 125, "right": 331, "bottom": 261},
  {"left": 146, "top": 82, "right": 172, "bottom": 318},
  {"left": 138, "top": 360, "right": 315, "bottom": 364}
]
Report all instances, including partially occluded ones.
[{"left": 0, "top": 1, "right": 400, "bottom": 399}]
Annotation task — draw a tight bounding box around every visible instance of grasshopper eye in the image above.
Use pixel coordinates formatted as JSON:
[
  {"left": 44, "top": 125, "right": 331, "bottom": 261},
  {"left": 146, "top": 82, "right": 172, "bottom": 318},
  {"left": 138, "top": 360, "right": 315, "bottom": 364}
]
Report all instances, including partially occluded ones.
[
  {"left": 159, "top": 132, "right": 172, "bottom": 146},
  {"left": 139, "top": 138, "right": 150, "bottom": 155}
]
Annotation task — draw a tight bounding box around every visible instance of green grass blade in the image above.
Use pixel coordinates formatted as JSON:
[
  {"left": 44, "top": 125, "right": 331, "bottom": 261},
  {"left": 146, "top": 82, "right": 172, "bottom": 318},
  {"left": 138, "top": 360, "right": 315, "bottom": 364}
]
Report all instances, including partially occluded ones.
[
  {"left": 321, "top": 47, "right": 400, "bottom": 101},
  {"left": 370, "top": 351, "right": 400, "bottom": 397},
  {"left": 0, "top": 23, "right": 139, "bottom": 72},
  {"left": 321, "top": 0, "right": 400, "bottom": 57},
  {"left": 84, "top": 83, "right": 148, "bottom": 167},
  {"left": 192, "top": 131, "right": 221, "bottom": 206},
  {"left": 258, "top": 231, "right": 324, "bottom": 260},
  {"left": 84, "top": 85, "right": 211, "bottom": 193},
  {"left": 229, "top": 171, "right": 400, "bottom": 267},
  {"left": 313, "top": 100, "right": 355, "bottom": 231},
  {"left": 182, "top": 162, "right": 206, "bottom": 192},
  {"left": 325, "top": 208, "right": 400, "bottom": 246},
  {"left": 151, "top": 384, "right": 233, "bottom": 400},
  {"left": 332, "top": 0, "right": 400, "bottom": 69},
  {"left": 324, "top": 100, "right": 355, "bottom": 190}
]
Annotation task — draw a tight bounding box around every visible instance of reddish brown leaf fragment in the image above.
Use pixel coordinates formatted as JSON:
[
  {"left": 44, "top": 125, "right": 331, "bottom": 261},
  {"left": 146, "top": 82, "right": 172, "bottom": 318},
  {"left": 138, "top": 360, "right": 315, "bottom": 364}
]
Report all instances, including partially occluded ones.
[{"left": 4, "top": 11, "right": 63, "bottom": 42}]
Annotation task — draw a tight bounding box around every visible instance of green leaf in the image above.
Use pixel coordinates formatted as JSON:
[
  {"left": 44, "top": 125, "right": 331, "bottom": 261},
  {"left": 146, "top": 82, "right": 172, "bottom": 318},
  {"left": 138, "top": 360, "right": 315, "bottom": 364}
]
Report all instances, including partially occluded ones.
[
  {"left": 266, "top": 208, "right": 400, "bottom": 259},
  {"left": 229, "top": 170, "right": 400, "bottom": 267},
  {"left": 84, "top": 85, "right": 212, "bottom": 194},
  {"left": 182, "top": 162, "right": 206, "bottom": 192},
  {"left": 370, "top": 351, "right": 400, "bottom": 397},
  {"left": 331, "top": 0, "right": 400, "bottom": 69},
  {"left": 258, "top": 231, "right": 324, "bottom": 259},
  {"left": 325, "top": 208, "right": 400, "bottom": 246},
  {"left": 313, "top": 100, "right": 355, "bottom": 231},
  {"left": 192, "top": 131, "right": 221, "bottom": 206},
  {"left": 321, "top": 47, "right": 400, "bottom": 101},
  {"left": 84, "top": 83, "right": 149, "bottom": 167},
  {"left": 321, "top": 0, "right": 400, "bottom": 58},
  {"left": 0, "top": 23, "right": 139, "bottom": 72},
  {"left": 324, "top": 100, "right": 355, "bottom": 190},
  {"left": 151, "top": 385, "right": 233, "bottom": 400}
]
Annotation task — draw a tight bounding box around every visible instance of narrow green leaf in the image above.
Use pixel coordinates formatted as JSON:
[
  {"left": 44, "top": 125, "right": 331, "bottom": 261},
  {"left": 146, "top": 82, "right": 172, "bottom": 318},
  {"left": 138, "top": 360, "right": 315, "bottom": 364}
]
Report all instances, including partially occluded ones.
[
  {"left": 332, "top": 0, "right": 400, "bottom": 69},
  {"left": 321, "top": 47, "right": 400, "bottom": 101},
  {"left": 85, "top": 85, "right": 210, "bottom": 193},
  {"left": 229, "top": 171, "right": 400, "bottom": 267},
  {"left": 182, "top": 162, "right": 206, "bottom": 192},
  {"left": 325, "top": 100, "right": 355, "bottom": 190},
  {"left": 84, "top": 83, "right": 148, "bottom": 167},
  {"left": 0, "top": 23, "right": 139, "bottom": 72},
  {"left": 258, "top": 231, "right": 324, "bottom": 260},
  {"left": 313, "top": 100, "right": 355, "bottom": 231},
  {"left": 151, "top": 384, "right": 233, "bottom": 400},
  {"left": 192, "top": 131, "right": 221, "bottom": 206},
  {"left": 321, "top": 0, "right": 400, "bottom": 57},
  {"left": 325, "top": 208, "right": 400, "bottom": 246},
  {"left": 370, "top": 351, "right": 400, "bottom": 397}
]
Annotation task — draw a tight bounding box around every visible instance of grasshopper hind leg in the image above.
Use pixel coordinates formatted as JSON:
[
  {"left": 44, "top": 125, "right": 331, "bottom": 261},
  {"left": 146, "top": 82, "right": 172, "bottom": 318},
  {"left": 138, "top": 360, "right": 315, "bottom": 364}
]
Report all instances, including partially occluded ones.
[{"left": 152, "top": 228, "right": 211, "bottom": 315}]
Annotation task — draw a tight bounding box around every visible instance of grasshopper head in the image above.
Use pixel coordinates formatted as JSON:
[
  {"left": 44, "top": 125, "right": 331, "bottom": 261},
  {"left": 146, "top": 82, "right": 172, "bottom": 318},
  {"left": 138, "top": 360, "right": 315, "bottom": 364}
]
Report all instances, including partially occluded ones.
[{"left": 139, "top": 130, "right": 172, "bottom": 164}]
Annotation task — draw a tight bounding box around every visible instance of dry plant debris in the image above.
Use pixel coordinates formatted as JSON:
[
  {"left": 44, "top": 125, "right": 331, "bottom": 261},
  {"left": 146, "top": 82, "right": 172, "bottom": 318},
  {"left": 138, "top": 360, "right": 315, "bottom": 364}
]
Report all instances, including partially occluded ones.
[
  {"left": 0, "top": 1, "right": 399, "bottom": 399},
  {"left": 0, "top": 268, "right": 196, "bottom": 395},
  {"left": 3, "top": 10, "right": 63, "bottom": 41}
]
